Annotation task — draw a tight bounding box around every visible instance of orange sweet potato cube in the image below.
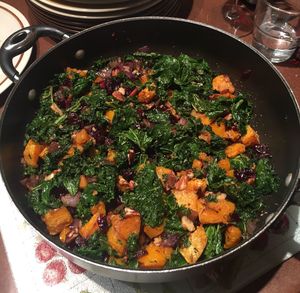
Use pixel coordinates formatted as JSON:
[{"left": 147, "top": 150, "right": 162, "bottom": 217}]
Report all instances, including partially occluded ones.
[
  {"left": 212, "top": 74, "right": 235, "bottom": 94},
  {"left": 225, "top": 143, "right": 246, "bottom": 158},
  {"left": 79, "top": 175, "right": 88, "bottom": 189},
  {"left": 107, "top": 226, "right": 127, "bottom": 256},
  {"left": 191, "top": 110, "right": 212, "bottom": 125},
  {"left": 110, "top": 214, "right": 141, "bottom": 241},
  {"left": 138, "top": 242, "right": 173, "bottom": 269},
  {"left": 43, "top": 206, "right": 73, "bottom": 235},
  {"left": 79, "top": 213, "right": 100, "bottom": 239},
  {"left": 179, "top": 225, "right": 207, "bottom": 264},
  {"left": 104, "top": 110, "right": 115, "bottom": 124},
  {"left": 23, "top": 139, "right": 45, "bottom": 167},
  {"left": 144, "top": 223, "right": 164, "bottom": 239},
  {"left": 224, "top": 225, "right": 242, "bottom": 249},
  {"left": 72, "top": 129, "right": 90, "bottom": 146},
  {"left": 241, "top": 125, "right": 260, "bottom": 147},
  {"left": 218, "top": 158, "right": 231, "bottom": 171}
]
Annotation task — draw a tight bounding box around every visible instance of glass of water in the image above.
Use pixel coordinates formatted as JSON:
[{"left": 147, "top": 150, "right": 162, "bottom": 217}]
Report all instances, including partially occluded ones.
[{"left": 252, "top": 0, "right": 300, "bottom": 63}]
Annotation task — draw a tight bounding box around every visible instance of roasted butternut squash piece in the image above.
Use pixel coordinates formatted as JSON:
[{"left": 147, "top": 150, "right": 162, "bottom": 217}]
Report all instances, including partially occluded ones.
[
  {"left": 59, "top": 226, "right": 71, "bottom": 243},
  {"left": 179, "top": 226, "right": 207, "bottom": 264},
  {"left": 225, "top": 143, "right": 246, "bottom": 158},
  {"left": 107, "top": 226, "right": 127, "bottom": 256},
  {"left": 104, "top": 110, "right": 115, "bottom": 124},
  {"left": 79, "top": 175, "right": 88, "bottom": 189},
  {"left": 226, "top": 169, "right": 235, "bottom": 177},
  {"left": 211, "top": 122, "right": 227, "bottom": 138},
  {"left": 173, "top": 189, "right": 198, "bottom": 213},
  {"left": 79, "top": 202, "right": 106, "bottom": 239},
  {"left": 192, "top": 159, "right": 203, "bottom": 170},
  {"left": 198, "top": 152, "right": 213, "bottom": 162},
  {"left": 23, "top": 139, "right": 45, "bottom": 167},
  {"left": 39, "top": 146, "right": 49, "bottom": 159},
  {"left": 106, "top": 149, "right": 116, "bottom": 164},
  {"left": 241, "top": 125, "right": 260, "bottom": 147},
  {"left": 226, "top": 129, "right": 241, "bottom": 142},
  {"left": 42, "top": 206, "right": 73, "bottom": 235},
  {"left": 110, "top": 214, "right": 141, "bottom": 241},
  {"left": 186, "top": 178, "right": 208, "bottom": 194},
  {"left": 172, "top": 178, "right": 207, "bottom": 212},
  {"left": 191, "top": 110, "right": 212, "bottom": 125},
  {"left": 155, "top": 166, "right": 174, "bottom": 184},
  {"left": 138, "top": 86, "right": 156, "bottom": 103},
  {"left": 218, "top": 159, "right": 235, "bottom": 177},
  {"left": 224, "top": 225, "right": 242, "bottom": 249},
  {"left": 138, "top": 242, "right": 173, "bottom": 268},
  {"left": 198, "top": 198, "right": 235, "bottom": 224},
  {"left": 72, "top": 129, "right": 90, "bottom": 146},
  {"left": 140, "top": 74, "right": 149, "bottom": 84},
  {"left": 211, "top": 122, "right": 240, "bottom": 141},
  {"left": 90, "top": 201, "right": 106, "bottom": 216},
  {"left": 218, "top": 158, "right": 231, "bottom": 171},
  {"left": 212, "top": 74, "right": 235, "bottom": 94},
  {"left": 79, "top": 213, "right": 100, "bottom": 239},
  {"left": 198, "top": 130, "right": 211, "bottom": 144},
  {"left": 144, "top": 223, "right": 164, "bottom": 239}
]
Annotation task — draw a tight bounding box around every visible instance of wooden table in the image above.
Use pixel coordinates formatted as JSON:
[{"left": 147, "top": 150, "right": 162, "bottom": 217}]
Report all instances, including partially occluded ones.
[{"left": 0, "top": 1, "right": 299, "bottom": 292}]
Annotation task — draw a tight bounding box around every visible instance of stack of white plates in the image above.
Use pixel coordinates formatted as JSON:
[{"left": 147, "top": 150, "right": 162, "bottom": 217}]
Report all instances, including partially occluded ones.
[{"left": 26, "top": 0, "right": 182, "bottom": 34}]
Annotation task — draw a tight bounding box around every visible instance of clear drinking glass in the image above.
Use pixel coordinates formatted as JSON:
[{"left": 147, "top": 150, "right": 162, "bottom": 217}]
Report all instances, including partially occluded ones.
[
  {"left": 223, "top": 0, "right": 254, "bottom": 37},
  {"left": 252, "top": 0, "right": 300, "bottom": 63}
]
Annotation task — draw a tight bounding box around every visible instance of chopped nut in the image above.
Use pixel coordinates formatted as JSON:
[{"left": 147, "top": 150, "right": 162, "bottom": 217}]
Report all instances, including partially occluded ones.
[{"left": 181, "top": 216, "right": 195, "bottom": 232}]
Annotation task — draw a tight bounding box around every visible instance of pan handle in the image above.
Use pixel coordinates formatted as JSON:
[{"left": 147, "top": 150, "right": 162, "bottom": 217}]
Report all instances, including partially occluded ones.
[{"left": 0, "top": 25, "right": 69, "bottom": 83}]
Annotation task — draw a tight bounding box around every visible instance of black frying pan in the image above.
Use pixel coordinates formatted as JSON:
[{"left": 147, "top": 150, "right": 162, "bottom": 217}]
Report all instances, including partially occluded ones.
[{"left": 0, "top": 17, "right": 299, "bottom": 283}]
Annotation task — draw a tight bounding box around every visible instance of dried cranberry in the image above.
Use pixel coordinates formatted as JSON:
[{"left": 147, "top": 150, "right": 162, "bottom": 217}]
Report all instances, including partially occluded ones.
[
  {"left": 105, "top": 78, "right": 113, "bottom": 94},
  {"left": 68, "top": 112, "right": 81, "bottom": 125},
  {"left": 136, "top": 108, "right": 146, "bottom": 119},
  {"left": 121, "top": 169, "right": 134, "bottom": 181},
  {"left": 230, "top": 212, "right": 240, "bottom": 222},
  {"left": 161, "top": 233, "right": 179, "bottom": 248},
  {"left": 105, "top": 77, "right": 121, "bottom": 94},
  {"left": 67, "top": 207, "right": 76, "bottom": 216},
  {"left": 234, "top": 168, "right": 255, "bottom": 182},
  {"left": 169, "top": 114, "right": 180, "bottom": 124},
  {"left": 147, "top": 147, "right": 156, "bottom": 159},
  {"left": 86, "top": 125, "right": 107, "bottom": 144},
  {"left": 97, "top": 216, "right": 108, "bottom": 233},
  {"left": 54, "top": 86, "right": 72, "bottom": 109},
  {"left": 253, "top": 144, "right": 271, "bottom": 158},
  {"left": 104, "top": 137, "right": 114, "bottom": 146}
]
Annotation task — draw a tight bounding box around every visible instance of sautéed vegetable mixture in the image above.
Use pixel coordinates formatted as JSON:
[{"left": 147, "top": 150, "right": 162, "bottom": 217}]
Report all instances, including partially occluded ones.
[{"left": 22, "top": 52, "right": 279, "bottom": 269}]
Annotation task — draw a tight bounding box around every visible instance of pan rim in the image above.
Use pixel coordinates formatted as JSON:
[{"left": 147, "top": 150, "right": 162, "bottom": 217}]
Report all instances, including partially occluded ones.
[{"left": 1, "top": 16, "right": 300, "bottom": 277}]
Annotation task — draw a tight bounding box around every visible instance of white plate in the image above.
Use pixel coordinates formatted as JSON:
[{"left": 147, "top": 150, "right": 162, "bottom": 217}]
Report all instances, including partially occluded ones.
[
  {"left": 37, "top": 0, "right": 154, "bottom": 13},
  {"left": 64, "top": 0, "right": 132, "bottom": 4},
  {"left": 0, "top": 2, "right": 32, "bottom": 94},
  {"left": 29, "top": 0, "right": 162, "bottom": 19}
]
